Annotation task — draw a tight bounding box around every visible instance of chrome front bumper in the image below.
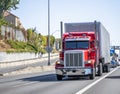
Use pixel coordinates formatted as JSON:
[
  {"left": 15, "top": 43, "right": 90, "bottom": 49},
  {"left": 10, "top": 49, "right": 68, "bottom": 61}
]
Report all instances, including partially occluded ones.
[{"left": 56, "top": 67, "right": 92, "bottom": 76}]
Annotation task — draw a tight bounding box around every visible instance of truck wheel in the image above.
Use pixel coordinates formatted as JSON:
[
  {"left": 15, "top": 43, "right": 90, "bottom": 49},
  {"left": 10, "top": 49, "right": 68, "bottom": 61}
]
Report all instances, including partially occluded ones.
[
  {"left": 106, "top": 64, "right": 110, "bottom": 72},
  {"left": 56, "top": 74, "right": 62, "bottom": 80},
  {"left": 89, "top": 68, "right": 95, "bottom": 80},
  {"left": 98, "top": 63, "right": 102, "bottom": 76},
  {"left": 103, "top": 64, "right": 110, "bottom": 73}
]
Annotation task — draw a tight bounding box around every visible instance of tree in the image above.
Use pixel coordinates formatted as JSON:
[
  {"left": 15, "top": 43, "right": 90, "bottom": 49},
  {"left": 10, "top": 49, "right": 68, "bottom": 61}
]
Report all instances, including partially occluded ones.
[
  {"left": 27, "top": 28, "right": 43, "bottom": 53},
  {"left": 27, "top": 28, "right": 34, "bottom": 43},
  {"left": 50, "top": 35, "right": 55, "bottom": 47},
  {"left": 0, "top": 18, "right": 8, "bottom": 39},
  {"left": 0, "top": 0, "right": 20, "bottom": 18}
]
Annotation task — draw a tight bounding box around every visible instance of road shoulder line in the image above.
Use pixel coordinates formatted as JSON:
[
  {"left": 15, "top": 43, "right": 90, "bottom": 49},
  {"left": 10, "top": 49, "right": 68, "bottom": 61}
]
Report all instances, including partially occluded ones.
[{"left": 76, "top": 66, "right": 120, "bottom": 94}]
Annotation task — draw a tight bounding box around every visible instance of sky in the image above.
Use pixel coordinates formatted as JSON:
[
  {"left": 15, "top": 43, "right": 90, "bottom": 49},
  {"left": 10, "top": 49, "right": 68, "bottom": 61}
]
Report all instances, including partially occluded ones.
[{"left": 12, "top": 0, "right": 120, "bottom": 45}]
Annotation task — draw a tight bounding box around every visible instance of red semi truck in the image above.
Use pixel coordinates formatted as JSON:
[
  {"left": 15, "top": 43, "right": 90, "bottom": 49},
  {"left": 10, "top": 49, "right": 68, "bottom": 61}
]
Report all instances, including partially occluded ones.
[{"left": 55, "top": 21, "right": 110, "bottom": 80}]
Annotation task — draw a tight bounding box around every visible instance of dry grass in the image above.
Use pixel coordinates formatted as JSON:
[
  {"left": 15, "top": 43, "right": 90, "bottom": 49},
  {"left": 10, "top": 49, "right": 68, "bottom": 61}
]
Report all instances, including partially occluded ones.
[{"left": 0, "top": 40, "right": 11, "bottom": 51}]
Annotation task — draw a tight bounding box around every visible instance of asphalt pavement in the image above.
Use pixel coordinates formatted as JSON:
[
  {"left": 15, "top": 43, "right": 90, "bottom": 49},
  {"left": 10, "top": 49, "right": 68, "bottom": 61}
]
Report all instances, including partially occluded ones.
[
  {"left": 0, "top": 67, "right": 119, "bottom": 94},
  {"left": 83, "top": 66, "right": 120, "bottom": 94}
]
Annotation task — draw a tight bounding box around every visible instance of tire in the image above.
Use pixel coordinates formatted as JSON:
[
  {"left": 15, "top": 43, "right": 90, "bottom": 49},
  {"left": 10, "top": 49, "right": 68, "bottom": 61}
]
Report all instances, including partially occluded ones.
[
  {"left": 98, "top": 63, "right": 102, "bottom": 76},
  {"left": 89, "top": 68, "right": 95, "bottom": 80},
  {"left": 103, "top": 64, "right": 110, "bottom": 73},
  {"left": 106, "top": 64, "right": 110, "bottom": 72},
  {"left": 56, "top": 74, "right": 62, "bottom": 80}
]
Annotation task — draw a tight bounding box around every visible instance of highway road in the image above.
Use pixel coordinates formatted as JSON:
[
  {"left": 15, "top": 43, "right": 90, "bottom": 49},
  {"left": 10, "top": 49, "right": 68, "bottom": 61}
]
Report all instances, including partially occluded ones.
[
  {"left": 83, "top": 66, "right": 120, "bottom": 94},
  {"left": 0, "top": 67, "right": 120, "bottom": 94}
]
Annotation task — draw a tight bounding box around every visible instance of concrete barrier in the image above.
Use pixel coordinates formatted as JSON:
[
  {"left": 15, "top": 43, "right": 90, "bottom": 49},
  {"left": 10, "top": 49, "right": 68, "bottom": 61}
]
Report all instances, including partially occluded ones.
[
  {"left": 0, "top": 55, "right": 58, "bottom": 68},
  {"left": 0, "top": 52, "right": 58, "bottom": 63}
]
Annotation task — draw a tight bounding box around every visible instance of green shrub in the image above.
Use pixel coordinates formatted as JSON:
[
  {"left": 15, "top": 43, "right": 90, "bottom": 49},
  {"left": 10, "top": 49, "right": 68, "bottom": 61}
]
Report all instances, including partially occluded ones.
[
  {"left": 6, "top": 40, "right": 45, "bottom": 53},
  {"left": 7, "top": 40, "right": 30, "bottom": 52}
]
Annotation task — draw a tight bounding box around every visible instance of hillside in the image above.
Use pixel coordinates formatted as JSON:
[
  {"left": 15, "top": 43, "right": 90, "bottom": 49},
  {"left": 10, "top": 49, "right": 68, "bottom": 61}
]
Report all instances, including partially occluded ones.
[
  {"left": 0, "top": 40, "right": 46, "bottom": 53},
  {"left": 0, "top": 40, "right": 11, "bottom": 51}
]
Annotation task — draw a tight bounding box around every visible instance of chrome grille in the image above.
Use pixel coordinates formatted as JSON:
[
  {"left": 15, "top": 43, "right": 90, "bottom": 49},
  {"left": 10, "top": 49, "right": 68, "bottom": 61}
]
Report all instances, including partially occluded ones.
[{"left": 65, "top": 52, "right": 83, "bottom": 67}]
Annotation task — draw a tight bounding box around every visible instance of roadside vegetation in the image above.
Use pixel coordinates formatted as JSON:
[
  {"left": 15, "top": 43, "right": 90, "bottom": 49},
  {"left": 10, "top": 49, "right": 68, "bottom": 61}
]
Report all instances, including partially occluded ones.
[
  {"left": 0, "top": 19, "right": 56, "bottom": 53},
  {"left": 2, "top": 29, "right": 56, "bottom": 53},
  {"left": 0, "top": 0, "right": 58, "bottom": 53},
  {"left": 6, "top": 40, "right": 38, "bottom": 53}
]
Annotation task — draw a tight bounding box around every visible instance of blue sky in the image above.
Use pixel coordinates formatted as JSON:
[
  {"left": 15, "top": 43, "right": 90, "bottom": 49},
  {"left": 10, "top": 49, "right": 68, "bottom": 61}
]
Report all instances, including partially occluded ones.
[{"left": 12, "top": 0, "right": 120, "bottom": 45}]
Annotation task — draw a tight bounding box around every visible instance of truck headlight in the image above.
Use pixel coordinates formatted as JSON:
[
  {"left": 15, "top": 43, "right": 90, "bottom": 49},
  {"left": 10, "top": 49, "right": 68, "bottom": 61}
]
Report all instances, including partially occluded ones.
[
  {"left": 85, "top": 60, "right": 92, "bottom": 64},
  {"left": 56, "top": 60, "right": 60, "bottom": 64},
  {"left": 55, "top": 60, "right": 64, "bottom": 68},
  {"left": 55, "top": 60, "right": 63, "bottom": 65},
  {"left": 88, "top": 60, "right": 92, "bottom": 63}
]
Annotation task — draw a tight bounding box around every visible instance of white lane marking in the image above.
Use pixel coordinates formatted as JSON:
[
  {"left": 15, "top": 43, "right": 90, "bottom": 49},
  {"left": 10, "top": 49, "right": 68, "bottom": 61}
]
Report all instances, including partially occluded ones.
[
  {"left": 13, "top": 82, "right": 37, "bottom": 88},
  {"left": 76, "top": 66, "right": 120, "bottom": 94}
]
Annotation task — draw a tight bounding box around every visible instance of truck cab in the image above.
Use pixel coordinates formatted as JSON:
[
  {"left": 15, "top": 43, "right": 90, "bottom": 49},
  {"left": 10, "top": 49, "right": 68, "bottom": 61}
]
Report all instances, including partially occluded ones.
[{"left": 55, "top": 32, "right": 96, "bottom": 80}]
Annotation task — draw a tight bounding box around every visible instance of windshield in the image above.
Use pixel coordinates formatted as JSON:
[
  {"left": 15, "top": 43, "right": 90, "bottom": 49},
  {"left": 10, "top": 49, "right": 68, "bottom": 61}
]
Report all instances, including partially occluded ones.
[{"left": 65, "top": 41, "right": 89, "bottom": 49}]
